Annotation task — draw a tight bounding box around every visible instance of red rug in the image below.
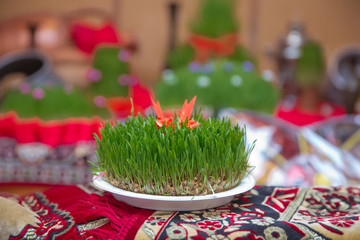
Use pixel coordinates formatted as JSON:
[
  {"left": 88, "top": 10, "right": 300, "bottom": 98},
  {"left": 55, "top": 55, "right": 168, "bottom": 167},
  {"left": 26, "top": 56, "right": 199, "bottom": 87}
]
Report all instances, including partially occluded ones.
[
  {"left": 5, "top": 185, "right": 360, "bottom": 239},
  {"left": 8, "top": 185, "right": 154, "bottom": 239}
]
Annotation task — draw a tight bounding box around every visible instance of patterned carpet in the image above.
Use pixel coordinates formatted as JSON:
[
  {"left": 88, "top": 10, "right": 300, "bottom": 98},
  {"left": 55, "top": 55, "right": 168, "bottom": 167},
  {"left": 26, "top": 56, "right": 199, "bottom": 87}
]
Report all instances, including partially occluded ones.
[{"left": 2, "top": 184, "right": 360, "bottom": 239}]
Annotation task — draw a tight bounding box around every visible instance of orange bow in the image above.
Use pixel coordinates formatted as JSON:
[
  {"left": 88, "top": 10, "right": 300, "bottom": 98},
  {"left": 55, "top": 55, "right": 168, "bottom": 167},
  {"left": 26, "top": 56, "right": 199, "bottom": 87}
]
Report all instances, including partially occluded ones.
[
  {"left": 151, "top": 98, "right": 174, "bottom": 128},
  {"left": 179, "top": 97, "right": 200, "bottom": 129},
  {"left": 189, "top": 34, "right": 238, "bottom": 62},
  {"left": 151, "top": 97, "right": 199, "bottom": 129}
]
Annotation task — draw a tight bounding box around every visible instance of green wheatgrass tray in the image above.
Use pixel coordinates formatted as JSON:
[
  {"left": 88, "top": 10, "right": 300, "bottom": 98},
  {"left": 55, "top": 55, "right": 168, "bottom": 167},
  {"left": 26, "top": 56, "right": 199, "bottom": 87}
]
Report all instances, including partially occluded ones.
[
  {"left": 92, "top": 109, "right": 253, "bottom": 197},
  {"left": 155, "top": 59, "right": 279, "bottom": 115},
  {"left": 0, "top": 88, "right": 111, "bottom": 120}
]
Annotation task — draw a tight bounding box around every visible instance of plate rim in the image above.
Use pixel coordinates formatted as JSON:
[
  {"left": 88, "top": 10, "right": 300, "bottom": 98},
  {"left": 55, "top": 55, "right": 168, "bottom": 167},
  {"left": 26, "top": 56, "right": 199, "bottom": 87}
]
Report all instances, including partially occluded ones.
[{"left": 93, "top": 174, "right": 255, "bottom": 201}]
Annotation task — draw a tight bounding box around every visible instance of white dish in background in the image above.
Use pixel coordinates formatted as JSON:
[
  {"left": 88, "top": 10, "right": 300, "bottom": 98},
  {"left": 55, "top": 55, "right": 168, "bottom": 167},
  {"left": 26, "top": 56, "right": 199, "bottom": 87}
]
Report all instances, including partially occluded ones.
[{"left": 93, "top": 174, "right": 255, "bottom": 211}]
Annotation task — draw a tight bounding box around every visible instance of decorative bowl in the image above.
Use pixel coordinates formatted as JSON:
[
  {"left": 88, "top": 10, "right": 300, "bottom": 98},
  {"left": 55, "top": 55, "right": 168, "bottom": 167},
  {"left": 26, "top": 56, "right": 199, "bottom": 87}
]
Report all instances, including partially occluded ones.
[{"left": 93, "top": 174, "right": 255, "bottom": 211}]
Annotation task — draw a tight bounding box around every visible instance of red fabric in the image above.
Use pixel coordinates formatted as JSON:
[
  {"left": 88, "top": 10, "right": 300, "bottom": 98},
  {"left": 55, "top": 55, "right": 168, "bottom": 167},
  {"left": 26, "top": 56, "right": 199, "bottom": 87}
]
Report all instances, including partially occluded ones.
[
  {"left": 37, "top": 124, "right": 63, "bottom": 146},
  {"left": 275, "top": 100, "right": 346, "bottom": 126},
  {"left": 107, "top": 97, "right": 143, "bottom": 119},
  {"left": 131, "top": 83, "right": 153, "bottom": 110},
  {"left": 189, "top": 33, "right": 238, "bottom": 62},
  {"left": 5, "top": 185, "right": 360, "bottom": 239},
  {"left": 143, "top": 186, "right": 360, "bottom": 239},
  {"left": 0, "top": 112, "right": 103, "bottom": 147},
  {"left": 9, "top": 185, "right": 154, "bottom": 239},
  {"left": 70, "top": 22, "right": 122, "bottom": 54},
  {"left": 14, "top": 121, "right": 39, "bottom": 143},
  {"left": 0, "top": 113, "right": 15, "bottom": 138},
  {"left": 108, "top": 83, "right": 153, "bottom": 119},
  {"left": 72, "top": 194, "right": 154, "bottom": 239}
]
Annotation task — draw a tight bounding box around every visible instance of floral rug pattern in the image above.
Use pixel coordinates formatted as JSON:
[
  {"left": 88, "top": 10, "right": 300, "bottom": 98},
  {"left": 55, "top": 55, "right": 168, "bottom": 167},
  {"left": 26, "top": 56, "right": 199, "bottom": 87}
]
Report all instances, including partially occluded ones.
[
  {"left": 137, "top": 186, "right": 360, "bottom": 240},
  {"left": 2, "top": 185, "right": 360, "bottom": 239}
]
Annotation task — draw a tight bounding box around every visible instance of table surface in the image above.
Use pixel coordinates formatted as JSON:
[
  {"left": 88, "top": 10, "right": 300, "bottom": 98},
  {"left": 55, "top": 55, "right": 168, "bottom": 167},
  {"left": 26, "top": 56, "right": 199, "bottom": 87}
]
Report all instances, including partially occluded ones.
[{"left": 2, "top": 184, "right": 360, "bottom": 239}]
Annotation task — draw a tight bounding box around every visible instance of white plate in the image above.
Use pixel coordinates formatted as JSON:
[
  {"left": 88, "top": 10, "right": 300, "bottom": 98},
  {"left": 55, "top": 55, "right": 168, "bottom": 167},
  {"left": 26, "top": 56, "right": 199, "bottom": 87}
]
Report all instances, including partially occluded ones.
[{"left": 93, "top": 174, "right": 255, "bottom": 211}]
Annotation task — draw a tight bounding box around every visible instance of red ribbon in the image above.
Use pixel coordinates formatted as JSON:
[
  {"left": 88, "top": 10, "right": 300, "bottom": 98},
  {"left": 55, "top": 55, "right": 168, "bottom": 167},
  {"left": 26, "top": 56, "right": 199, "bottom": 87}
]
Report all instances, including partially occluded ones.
[
  {"left": 151, "top": 97, "right": 199, "bottom": 129},
  {"left": 189, "top": 33, "right": 238, "bottom": 62},
  {"left": 0, "top": 112, "right": 103, "bottom": 147}
]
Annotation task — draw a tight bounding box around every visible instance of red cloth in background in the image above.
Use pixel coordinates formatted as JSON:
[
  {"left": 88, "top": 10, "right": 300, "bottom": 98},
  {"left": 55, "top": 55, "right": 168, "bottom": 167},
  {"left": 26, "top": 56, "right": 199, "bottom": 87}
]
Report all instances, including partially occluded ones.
[
  {"left": 70, "top": 22, "right": 122, "bottom": 55},
  {"left": 0, "top": 81, "right": 153, "bottom": 146},
  {"left": 189, "top": 34, "right": 238, "bottom": 62},
  {"left": 131, "top": 83, "right": 153, "bottom": 110},
  {"left": 275, "top": 98, "right": 346, "bottom": 126},
  {"left": 0, "top": 112, "right": 103, "bottom": 147},
  {"left": 107, "top": 83, "right": 153, "bottom": 119}
]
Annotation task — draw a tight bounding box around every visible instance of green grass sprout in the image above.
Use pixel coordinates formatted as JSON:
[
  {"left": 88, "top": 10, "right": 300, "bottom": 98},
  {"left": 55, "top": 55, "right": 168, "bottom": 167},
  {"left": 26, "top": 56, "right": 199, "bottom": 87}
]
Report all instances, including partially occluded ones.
[{"left": 92, "top": 114, "right": 253, "bottom": 196}]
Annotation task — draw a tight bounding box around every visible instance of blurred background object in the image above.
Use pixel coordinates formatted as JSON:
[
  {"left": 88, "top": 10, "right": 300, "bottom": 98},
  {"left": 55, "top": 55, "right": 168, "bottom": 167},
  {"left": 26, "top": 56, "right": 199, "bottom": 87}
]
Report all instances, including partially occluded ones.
[
  {"left": 0, "top": 50, "right": 62, "bottom": 93},
  {"left": 0, "top": 0, "right": 359, "bottom": 84},
  {"left": 0, "top": 1, "right": 151, "bottom": 185},
  {"left": 325, "top": 46, "right": 360, "bottom": 113},
  {"left": 267, "top": 22, "right": 307, "bottom": 97},
  {"left": 155, "top": 0, "right": 279, "bottom": 116},
  {"left": 0, "top": 0, "right": 359, "bottom": 188},
  {"left": 221, "top": 110, "right": 360, "bottom": 186},
  {"left": 275, "top": 40, "right": 347, "bottom": 126}
]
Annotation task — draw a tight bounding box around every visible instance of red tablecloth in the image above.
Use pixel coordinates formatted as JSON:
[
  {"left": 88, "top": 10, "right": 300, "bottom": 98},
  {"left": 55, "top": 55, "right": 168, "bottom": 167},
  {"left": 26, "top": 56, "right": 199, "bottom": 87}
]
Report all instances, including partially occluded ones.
[
  {"left": 3, "top": 184, "right": 360, "bottom": 239},
  {"left": 275, "top": 99, "right": 346, "bottom": 126}
]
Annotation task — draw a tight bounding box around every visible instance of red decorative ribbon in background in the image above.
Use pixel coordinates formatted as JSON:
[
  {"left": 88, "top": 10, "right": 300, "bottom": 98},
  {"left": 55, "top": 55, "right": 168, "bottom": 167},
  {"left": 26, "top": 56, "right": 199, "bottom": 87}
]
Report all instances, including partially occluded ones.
[
  {"left": 189, "top": 33, "right": 238, "bottom": 62},
  {"left": 0, "top": 112, "right": 103, "bottom": 147},
  {"left": 107, "top": 82, "right": 153, "bottom": 119},
  {"left": 70, "top": 22, "right": 121, "bottom": 55}
]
